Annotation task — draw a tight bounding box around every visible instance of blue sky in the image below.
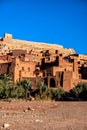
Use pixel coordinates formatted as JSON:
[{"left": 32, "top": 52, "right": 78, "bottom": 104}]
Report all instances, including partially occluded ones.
[{"left": 0, "top": 0, "right": 87, "bottom": 54}]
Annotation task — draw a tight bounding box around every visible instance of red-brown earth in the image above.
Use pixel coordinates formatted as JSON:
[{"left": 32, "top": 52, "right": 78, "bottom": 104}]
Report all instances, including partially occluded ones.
[{"left": 0, "top": 100, "right": 87, "bottom": 130}]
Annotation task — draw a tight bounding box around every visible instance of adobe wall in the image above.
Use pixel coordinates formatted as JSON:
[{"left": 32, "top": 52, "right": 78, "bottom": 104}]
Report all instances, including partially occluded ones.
[
  {"left": 42, "top": 67, "right": 53, "bottom": 77},
  {"left": 0, "top": 63, "right": 8, "bottom": 75},
  {"left": 63, "top": 71, "right": 73, "bottom": 91},
  {"left": 21, "top": 61, "right": 36, "bottom": 78},
  {"left": 0, "top": 55, "right": 8, "bottom": 60},
  {"left": 3, "top": 33, "right": 12, "bottom": 42},
  {"left": 24, "top": 53, "right": 41, "bottom": 63},
  {"left": 72, "top": 58, "right": 79, "bottom": 79},
  {"left": 22, "top": 77, "right": 44, "bottom": 89},
  {"left": 52, "top": 66, "right": 64, "bottom": 76},
  {"left": 11, "top": 57, "right": 36, "bottom": 83},
  {"left": 78, "top": 54, "right": 87, "bottom": 60},
  {"left": 0, "top": 45, "right": 87, "bottom": 92},
  {"left": 12, "top": 50, "right": 27, "bottom": 57}
]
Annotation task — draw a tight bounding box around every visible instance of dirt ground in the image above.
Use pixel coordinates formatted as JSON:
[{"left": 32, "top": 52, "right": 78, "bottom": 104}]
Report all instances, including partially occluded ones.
[{"left": 0, "top": 99, "right": 87, "bottom": 130}]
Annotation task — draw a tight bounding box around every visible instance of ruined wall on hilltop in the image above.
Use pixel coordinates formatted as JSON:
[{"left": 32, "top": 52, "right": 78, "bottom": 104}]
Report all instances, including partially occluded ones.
[{"left": 0, "top": 33, "right": 75, "bottom": 56}]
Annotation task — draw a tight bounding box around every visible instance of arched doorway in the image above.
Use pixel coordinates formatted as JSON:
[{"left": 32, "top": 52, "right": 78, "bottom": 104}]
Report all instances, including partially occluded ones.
[{"left": 50, "top": 78, "right": 56, "bottom": 88}]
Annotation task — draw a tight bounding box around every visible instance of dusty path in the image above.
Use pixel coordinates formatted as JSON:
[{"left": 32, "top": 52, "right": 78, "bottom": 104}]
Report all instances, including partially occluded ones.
[{"left": 0, "top": 100, "right": 87, "bottom": 130}]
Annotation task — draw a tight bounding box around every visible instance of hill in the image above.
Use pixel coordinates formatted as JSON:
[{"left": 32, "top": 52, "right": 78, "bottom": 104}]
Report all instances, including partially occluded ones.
[{"left": 0, "top": 33, "right": 75, "bottom": 56}]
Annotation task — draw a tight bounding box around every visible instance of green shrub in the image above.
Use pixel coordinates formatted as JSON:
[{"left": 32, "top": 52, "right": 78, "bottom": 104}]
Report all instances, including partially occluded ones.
[
  {"left": 71, "top": 82, "right": 87, "bottom": 99},
  {"left": 49, "top": 88, "right": 65, "bottom": 100},
  {"left": 36, "top": 82, "right": 48, "bottom": 100},
  {"left": 0, "top": 78, "right": 25, "bottom": 99},
  {"left": 0, "top": 81, "right": 4, "bottom": 98},
  {"left": 15, "top": 85, "right": 25, "bottom": 98},
  {"left": 20, "top": 80, "right": 32, "bottom": 99},
  {"left": 36, "top": 82, "right": 65, "bottom": 101},
  {"left": 35, "top": 93, "right": 40, "bottom": 100}
]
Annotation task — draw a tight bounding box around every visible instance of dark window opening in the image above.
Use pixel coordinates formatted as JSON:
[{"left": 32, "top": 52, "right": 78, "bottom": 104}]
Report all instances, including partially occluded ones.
[
  {"left": 44, "top": 78, "right": 48, "bottom": 85},
  {"left": 22, "top": 67, "right": 24, "bottom": 71},
  {"left": 48, "top": 57, "right": 50, "bottom": 61},
  {"left": 50, "top": 78, "right": 56, "bottom": 88},
  {"left": 60, "top": 72, "right": 63, "bottom": 87},
  {"left": 55, "top": 50, "right": 58, "bottom": 54},
  {"left": 59, "top": 54, "right": 62, "bottom": 57},
  {"left": 28, "top": 67, "right": 30, "bottom": 71}
]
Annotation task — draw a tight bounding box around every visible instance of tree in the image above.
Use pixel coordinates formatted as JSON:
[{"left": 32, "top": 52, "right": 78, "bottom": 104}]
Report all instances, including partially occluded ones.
[
  {"left": 37, "top": 82, "right": 44, "bottom": 97},
  {"left": 37, "top": 82, "right": 48, "bottom": 99},
  {"left": 21, "top": 80, "right": 32, "bottom": 99}
]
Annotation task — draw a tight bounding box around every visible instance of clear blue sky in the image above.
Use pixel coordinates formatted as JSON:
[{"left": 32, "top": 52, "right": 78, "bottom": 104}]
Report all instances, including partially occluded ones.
[{"left": 0, "top": 0, "right": 87, "bottom": 54}]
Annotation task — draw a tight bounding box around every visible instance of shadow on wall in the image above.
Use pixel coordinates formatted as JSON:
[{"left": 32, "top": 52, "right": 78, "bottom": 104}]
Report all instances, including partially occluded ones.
[{"left": 50, "top": 78, "right": 56, "bottom": 88}]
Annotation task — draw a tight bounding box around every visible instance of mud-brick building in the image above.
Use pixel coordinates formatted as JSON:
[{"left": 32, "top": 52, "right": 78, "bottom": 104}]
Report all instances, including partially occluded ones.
[
  {"left": 0, "top": 49, "right": 43, "bottom": 89},
  {"left": 0, "top": 48, "right": 87, "bottom": 91},
  {"left": 0, "top": 55, "right": 12, "bottom": 75},
  {"left": 38, "top": 50, "right": 87, "bottom": 91},
  {"left": 0, "top": 33, "right": 87, "bottom": 91}
]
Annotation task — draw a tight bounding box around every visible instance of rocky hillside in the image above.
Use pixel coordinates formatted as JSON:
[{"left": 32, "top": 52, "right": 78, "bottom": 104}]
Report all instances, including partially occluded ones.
[{"left": 0, "top": 33, "right": 75, "bottom": 56}]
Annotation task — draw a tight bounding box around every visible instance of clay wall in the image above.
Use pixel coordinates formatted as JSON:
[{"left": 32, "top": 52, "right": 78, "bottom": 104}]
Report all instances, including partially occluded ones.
[
  {"left": 0, "top": 46, "right": 87, "bottom": 91},
  {"left": 78, "top": 54, "right": 87, "bottom": 60},
  {"left": 12, "top": 50, "right": 27, "bottom": 57},
  {"left": 43, "top": 67, "right": 53, "bottom": 77},
  {"left": 22, "top": 76, "right": 43, "bottom": 89},
  {"left": 44, "top": 56, "right": 56, "bottom": 63},
  {"left": 0, "top": 55, "right": 8, "bottom": 61},
  {"left": 63, "top": 71, "right": 73, "bottom": 91},
  {"left": 53, "top": 66, "right": 64, "bottom": 76},
  {"left": 24, "top": 54, "right": 41, "bottom": 63},
  {"left": 61, "top": 60, "right": 73, "bottom": 71},
  {"left": 72, "top": 58, "right": 79, "bottom": 79},
  {"left": 21, "top": 61, "right": 36, "bottom": 78},
  {"left": 4, "top": 33, "right": 12, "bottom": 39},
  {"left": 11, "top": 57, "right": 36, "bottom": 83},
  {"left": 3, "top": 33, "right": 12, "bottom": 42},
  {"left": 71, "top": 78, "right": 87, "bottom": 90},
  {"left": 0, "top": 63, "right": 8, "bottom": 75}
]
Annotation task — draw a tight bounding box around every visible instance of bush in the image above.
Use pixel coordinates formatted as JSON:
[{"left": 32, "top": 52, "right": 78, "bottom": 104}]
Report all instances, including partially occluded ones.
[
  {"left": 0, "top": 81, "right": 4, "bottom": 98},
  {"left": 35, "top": 82, "right": 65, "bottom": 101},
  {"left": 35, "top": 82, "right": 48, "bottom": 100},
  {"left": 20, "top": 80, "right": 32, "bottom": 99},
  {"left": 15, "top": 85, "right": 25, "bottom": 98},
  {"left": 49, "top": 88, "right": 65, "bottom": 101},
  {"left": 10, "top": 85, "right": 25, "bottom": 98},
  {"left": 0, "top": 79, "right": 25, "bottom": 99},
  {"left": 35, "top": 93, "right": 41, "bottom": 100},
  {"left": 71, "top": 82, "right": 87, "bottom": 100}
]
